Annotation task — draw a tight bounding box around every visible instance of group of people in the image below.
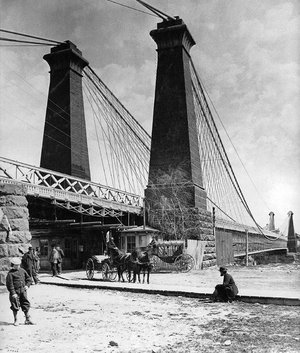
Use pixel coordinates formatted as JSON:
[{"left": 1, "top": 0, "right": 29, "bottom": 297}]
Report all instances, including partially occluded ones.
[
  {"left": 6, "top": 239, "right": 238, "bottom": 327},
  {"left": 5, "top": 243, "right": 65, "bottom": 326}
]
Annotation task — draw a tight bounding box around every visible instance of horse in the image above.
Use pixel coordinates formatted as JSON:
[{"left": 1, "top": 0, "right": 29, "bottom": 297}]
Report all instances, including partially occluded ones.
[
  {"left": 107, "top": 237, "right": 154, "bottom": 283},
  {"left": 108, "top": 246, "right": 137, "bottom": 282},
  {"left": 109, "top": 246, "right": 153, "bottom": 283},
  {"left": 133, "top": 250, "right": 153, "bottom": 284}
]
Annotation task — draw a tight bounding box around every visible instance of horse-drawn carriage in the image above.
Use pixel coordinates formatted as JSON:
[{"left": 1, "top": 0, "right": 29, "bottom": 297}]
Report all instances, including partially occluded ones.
[
  {"left": 149, "top": 240, "right": 195, "bottom": 273},
  {"left": 85, "top": 238, "right": 195, "bottom": 281},
  {"left": 86, "top": 237, "right": 152, "bottom": 282},
  {"left": 86, "top": 255, "right": 118, "bottom": 281}
]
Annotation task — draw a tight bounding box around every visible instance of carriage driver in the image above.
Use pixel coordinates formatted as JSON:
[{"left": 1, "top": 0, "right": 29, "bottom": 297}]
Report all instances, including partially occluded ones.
[{"left": 106, "top": 230, "right": 118, "bottom": 256}]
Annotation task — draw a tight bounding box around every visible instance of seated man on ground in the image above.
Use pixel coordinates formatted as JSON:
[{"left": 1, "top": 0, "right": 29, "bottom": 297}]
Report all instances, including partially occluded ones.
[{"left": 212, "top": 267, "right": 238, "bottom": 302}]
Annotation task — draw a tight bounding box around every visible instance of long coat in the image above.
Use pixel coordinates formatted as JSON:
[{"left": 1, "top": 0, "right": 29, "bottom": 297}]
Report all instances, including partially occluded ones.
[
  {"left": 223, "top": 273, "right": 238, "bottom": 296},
  {"left": 21, "top": 252, "right": 37, "bottom": 275}
]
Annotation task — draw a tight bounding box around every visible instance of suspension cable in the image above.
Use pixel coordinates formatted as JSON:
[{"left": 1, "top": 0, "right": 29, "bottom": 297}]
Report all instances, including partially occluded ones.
[
  {"left": 0, "top": 28, "right": 62, "bottom": 44},
  {"left": 0, "top": 37, "right": 55, "bottom": 46}
]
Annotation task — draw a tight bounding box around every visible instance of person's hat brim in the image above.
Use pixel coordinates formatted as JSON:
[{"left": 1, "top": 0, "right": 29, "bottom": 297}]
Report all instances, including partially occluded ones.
[{"left": 11, "top": 257, "right": 21, "bottom": 265}]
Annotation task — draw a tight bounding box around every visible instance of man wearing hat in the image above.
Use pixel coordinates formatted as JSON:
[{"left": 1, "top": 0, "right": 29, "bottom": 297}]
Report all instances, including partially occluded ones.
[
  {"left": 212, "top": 267, "right": 239, "bottom": 302},
  {"left": 21, "top": 244, "right": 40, "bottom": 284},
  {"left": 6, "top": 257, "right": 34, "bottom": 326}
]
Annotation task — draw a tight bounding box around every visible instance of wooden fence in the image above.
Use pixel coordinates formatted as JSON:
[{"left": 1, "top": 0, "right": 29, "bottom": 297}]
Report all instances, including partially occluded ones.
[{"left": 216, "top": 228, "right": 287, "bottom": 266}]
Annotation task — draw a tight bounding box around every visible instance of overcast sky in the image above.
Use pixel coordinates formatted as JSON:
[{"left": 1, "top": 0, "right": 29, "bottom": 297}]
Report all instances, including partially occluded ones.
[{"left": 0, "top": 0, "right": 299, "bottom": 232}]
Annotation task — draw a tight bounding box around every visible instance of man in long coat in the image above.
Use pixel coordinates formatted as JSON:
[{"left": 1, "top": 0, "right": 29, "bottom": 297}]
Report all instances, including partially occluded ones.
[
  {"left": 21, "top": 245, "right": 39, "bottom": 284},
  {"left": 56, "top": 245, "right": 65, "bottom": 275},
  {"left": 48, "top": 244, "right": 59, "bottom": 276}
]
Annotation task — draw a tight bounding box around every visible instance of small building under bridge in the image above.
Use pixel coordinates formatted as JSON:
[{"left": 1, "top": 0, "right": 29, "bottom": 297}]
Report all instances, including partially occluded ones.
[{"left": 119, "top": 225, "right": 160, "bottom": 253}]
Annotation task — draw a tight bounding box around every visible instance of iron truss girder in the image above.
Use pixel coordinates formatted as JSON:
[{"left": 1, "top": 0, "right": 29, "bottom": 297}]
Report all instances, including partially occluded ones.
[
  {"left": 0, "top": 157, "right": 143, "bottom": 215},
  {"left": 52, "top": 199, "right": 124, "bottom": 218}
]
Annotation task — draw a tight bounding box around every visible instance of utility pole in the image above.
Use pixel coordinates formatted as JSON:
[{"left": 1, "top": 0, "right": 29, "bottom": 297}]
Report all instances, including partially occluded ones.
[
  {"left": 143, "top": 199, "right": 146, "bottom": 230},
  {"left": 245, "top": 229, "right": 249, "bottom": 266}
]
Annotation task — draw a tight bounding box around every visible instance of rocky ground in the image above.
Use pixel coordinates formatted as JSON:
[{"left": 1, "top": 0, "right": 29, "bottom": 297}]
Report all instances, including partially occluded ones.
[{"left": 0, "top": 282, "right": 299, "bottom": 353}]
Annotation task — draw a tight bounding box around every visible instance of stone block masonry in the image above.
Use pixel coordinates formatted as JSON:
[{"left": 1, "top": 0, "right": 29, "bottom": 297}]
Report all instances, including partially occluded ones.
[{"left": 0, "top": 184, "right": 32, "bottom": 284}]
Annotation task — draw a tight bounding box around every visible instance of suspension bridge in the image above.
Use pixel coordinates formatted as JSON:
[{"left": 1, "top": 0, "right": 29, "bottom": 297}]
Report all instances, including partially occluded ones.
[
  {"left": 0, "top": 1, "right": 295, "bottom": 268},
  {"left": 0, "top": 30, "right": 261, "bottom": 227}
]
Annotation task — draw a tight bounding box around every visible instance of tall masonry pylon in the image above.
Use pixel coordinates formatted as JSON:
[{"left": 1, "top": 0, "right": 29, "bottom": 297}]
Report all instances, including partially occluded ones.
[
  {"left": 145, "top": 17, "right": 214, "bottom": 257},
  {"left": 40, "top": 41, "right": 91, "bottom": 180},
  {"left": 145, "top": 17, "right": 207, "bottom": 211}
]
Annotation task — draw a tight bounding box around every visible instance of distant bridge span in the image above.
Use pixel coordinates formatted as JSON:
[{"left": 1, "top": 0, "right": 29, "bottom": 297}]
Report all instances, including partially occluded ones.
[{"left": 0, "top": 157, "right": 143, "bottom": 217}]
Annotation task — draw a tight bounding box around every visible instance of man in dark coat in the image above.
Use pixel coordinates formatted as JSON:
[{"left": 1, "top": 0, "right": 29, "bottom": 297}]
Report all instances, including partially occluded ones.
[
  {"left": 212, "top": 267, "right": 238, "bottom": 302},
  {"left": 21, "top": 244, "right": 39, "bottom": 284},
  {"left": 6, "top": 257, "right": 34, "bottom": 326},
  {"left": 48, "top": 244, "right": 59, "bottom": 276},
  {"left": 56, "top": 245, "right": 65, "bottom": 275}
]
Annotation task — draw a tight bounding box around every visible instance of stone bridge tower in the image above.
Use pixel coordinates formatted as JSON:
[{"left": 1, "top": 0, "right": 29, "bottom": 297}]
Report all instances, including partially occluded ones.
[
  {"left": 40, "top": 41, "right": 91, "bottom": 180},
  {"left": 145, "top": 17, "right": 214, "bottom": 261}
]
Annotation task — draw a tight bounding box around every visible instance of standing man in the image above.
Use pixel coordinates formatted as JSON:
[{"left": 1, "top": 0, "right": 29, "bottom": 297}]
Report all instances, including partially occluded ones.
[
  {"left": 21, "top": 244, "right": 39, "bottom": 284},
  {"left": 6, "top": 257, "right": 34, "bottom": 326},
  {"left": 212, "top": 267, "right": 239, "bottom": 302},
  {"left": 34, "top": 247, "right": 40, "bottom": 274},
  {"left": 48, "top": 244, "right": 59, "bottom": 276},
  {"left": 105, "top": 230, "right": 111, "bottom": 255},
  {"left": 56, "top": 245, "right": 65, "bottom": 275}
]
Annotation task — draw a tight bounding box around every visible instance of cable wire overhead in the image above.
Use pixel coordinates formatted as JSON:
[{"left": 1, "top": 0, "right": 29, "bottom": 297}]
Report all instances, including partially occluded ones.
[{"left": 0, "top": 29, "right": 62, "bottom": 44}]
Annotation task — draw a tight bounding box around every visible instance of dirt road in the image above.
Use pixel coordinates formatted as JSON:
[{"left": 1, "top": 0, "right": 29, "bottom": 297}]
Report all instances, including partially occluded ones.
[{"left": 0, "top": 284, "right": 299, "bottom": 353}]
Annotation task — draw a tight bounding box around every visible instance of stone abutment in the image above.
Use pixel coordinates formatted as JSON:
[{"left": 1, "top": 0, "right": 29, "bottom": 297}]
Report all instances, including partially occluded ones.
[{"left": 0, "top": 184, "right": 32, "bottom": 285}]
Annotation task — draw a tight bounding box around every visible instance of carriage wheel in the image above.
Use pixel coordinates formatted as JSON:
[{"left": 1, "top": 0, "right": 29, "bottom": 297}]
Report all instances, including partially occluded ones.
[
  {"left": 102, "top": 262, "right": 110, "bottom": 280},
  {"left": 174, "top": 254, "right": 195, "bottom": 273},
  {"left": 86, "top": 258, "right": 94, "bottom": 280},
  {"left": 102, "top": 263, "right": 118, "bottom": 281}
]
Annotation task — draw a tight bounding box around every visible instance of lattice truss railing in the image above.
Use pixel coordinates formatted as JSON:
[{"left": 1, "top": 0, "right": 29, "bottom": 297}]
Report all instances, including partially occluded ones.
[
  {"left": 0, "top": 157, "right": 142, "bottom": 216},
  {"left": 190, "top": 60, "right": 260, "bottom": 230},
  {"left": 82, "top": 66, "right": 151, "bottom": 197}
]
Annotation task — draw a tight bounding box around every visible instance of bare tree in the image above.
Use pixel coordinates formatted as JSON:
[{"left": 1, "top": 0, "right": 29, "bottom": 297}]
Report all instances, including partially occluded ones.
[{"left": 146, "top": 165, "right": 204, "bottom": 240}]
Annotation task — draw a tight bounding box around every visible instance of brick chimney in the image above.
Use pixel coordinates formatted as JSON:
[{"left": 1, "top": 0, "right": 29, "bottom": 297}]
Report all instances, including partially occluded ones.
[{"left": 268, "top": 212, "right": 275, "bottom": 231}]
